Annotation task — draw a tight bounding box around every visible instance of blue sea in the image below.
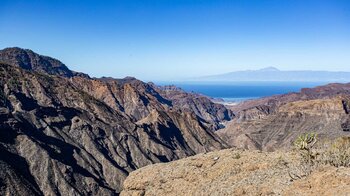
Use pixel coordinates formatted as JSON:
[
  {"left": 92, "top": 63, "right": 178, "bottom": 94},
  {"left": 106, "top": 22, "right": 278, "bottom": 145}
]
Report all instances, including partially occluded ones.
[{"left": 157, "top": 82, "right": 327, "bottom": 103}]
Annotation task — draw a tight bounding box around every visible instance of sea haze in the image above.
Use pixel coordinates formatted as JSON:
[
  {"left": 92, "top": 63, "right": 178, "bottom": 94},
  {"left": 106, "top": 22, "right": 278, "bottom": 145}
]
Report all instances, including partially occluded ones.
[
  {"left": 194, "top": 67, "right": 350, "bottom": 82},
  {"left": 157, "top": 81, "right": 327, "bottom": 102}
]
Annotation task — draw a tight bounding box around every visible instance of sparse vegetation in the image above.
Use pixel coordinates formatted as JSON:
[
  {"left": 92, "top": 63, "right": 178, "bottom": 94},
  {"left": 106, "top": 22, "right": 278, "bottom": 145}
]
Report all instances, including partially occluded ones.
[
  {"left": 290, "top": 133, "right": 350, "bottom": 181},
  {"left": 317, "top": 137, "right": 350, "bottom": 167},
  {"left": 232, "top": 152, "right": 241, "bottom": 159},
  {"left": 289, "top": 132, "right": 318, "bottom": 179},
  {"left": 294, "top": 133, "right": 318, "bottom": 151},
  {"left": 295, "top": 133, "right": 318, "bottom": 171}
]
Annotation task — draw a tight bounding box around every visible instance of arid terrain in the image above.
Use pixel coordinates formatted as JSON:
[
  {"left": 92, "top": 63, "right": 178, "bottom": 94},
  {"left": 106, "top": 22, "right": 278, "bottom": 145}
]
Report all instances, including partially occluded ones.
[
  {"left": 1, "top": 47, "right": 350, "bottom": 195},
  {"left": 219, "top": 83, "right": 350, "bottom": 150},
  {"left": 0, "top": 47, "right": 231, "bottom": 195},
  {"left": 121, "top": 147, "right": 350, "bottom": 196}
]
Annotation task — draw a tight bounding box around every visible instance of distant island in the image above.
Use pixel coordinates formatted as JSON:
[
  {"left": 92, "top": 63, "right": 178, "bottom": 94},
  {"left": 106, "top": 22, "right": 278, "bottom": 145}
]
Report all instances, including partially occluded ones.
[{"left": 193, "top": 66, "right": 350, "bottom": 82}]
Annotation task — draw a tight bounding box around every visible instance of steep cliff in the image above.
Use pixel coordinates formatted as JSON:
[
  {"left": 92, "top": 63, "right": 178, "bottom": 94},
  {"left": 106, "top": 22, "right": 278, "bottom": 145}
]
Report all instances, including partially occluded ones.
[{"left": 0, "top": 48, "right": 229, "bottom": 195}]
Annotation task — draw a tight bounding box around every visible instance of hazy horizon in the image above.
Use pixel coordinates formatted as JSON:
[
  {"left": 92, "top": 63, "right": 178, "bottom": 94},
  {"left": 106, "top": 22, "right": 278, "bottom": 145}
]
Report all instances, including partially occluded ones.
[{"left": 1, "top": 0, "right": 350, "bottom": 81}]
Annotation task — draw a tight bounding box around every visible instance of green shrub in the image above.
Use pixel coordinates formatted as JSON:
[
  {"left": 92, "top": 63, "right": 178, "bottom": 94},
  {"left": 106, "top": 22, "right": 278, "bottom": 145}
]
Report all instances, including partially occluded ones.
[{"left": 294, "top": 132, "right": 317, "bottom": 151}]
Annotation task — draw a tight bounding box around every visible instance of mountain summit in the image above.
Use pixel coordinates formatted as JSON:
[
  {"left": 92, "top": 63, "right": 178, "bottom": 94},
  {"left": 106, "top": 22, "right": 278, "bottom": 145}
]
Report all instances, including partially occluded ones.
[
  {"left": 258, "top": 66, "right": 280, "bottom": 72},
  {"left": 0, "top": 47, "right": 88, "bottom": 77}
]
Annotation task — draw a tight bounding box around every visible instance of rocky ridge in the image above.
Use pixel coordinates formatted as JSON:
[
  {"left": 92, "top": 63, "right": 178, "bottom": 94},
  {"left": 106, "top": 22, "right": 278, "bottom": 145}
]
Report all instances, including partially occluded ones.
[
  {"left": 0, "top": 47, "right": 231, "bottom": 195},
  {"left": 219, "top": 83, "right": 350, "bottom": 150}
]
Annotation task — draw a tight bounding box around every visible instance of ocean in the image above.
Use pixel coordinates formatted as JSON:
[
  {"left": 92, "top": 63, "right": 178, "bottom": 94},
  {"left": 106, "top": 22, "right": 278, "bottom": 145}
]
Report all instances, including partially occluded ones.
[{"left": 157, "top": 82, "right": 327, "bottom": 103}]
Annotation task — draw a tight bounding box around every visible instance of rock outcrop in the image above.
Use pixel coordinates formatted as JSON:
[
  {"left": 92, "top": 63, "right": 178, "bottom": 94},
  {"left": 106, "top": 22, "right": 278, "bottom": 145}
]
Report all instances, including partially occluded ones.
[
  {"left": 0, "top": 48, "right": 230, "bottom": 195},
  {"left": 0, "top": 47, "right": 89, "bottom": 77},
  {"left": 121, "top": 148, "right": 350, "bottom": 196}
]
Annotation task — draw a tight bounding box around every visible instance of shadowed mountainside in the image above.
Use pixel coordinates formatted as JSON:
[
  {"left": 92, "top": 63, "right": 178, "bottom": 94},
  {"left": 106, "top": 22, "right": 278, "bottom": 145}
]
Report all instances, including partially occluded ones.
[{"left": 0, "top": 47, "right": 231, "bottom": 195}]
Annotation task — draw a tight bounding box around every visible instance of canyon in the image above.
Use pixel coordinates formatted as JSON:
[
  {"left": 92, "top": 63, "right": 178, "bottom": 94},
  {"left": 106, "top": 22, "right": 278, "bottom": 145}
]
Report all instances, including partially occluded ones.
[
  {"left": 1, "top": 47, "right": 350, "bottom": 195},
  {"left": 0, "top": 47, "right": 231, "bottom": 195}
]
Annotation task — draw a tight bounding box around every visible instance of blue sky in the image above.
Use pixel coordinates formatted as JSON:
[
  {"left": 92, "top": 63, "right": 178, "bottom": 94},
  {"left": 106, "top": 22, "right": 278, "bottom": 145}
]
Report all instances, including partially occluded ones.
[{"left": 1, "top": 0, "right": 349, "bottom": 81}]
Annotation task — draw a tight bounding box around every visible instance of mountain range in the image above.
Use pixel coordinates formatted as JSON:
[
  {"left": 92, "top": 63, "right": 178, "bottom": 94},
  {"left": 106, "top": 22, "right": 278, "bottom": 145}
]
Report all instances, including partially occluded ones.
[
  {"left": 194, "top": 66, "right": 350, "bottom": 82},
  {"left": 1, "top": 47, "right": 350, "bottom": 195},
  {"left": 0, "top": 47, "right": 232, "bottom": 195}
]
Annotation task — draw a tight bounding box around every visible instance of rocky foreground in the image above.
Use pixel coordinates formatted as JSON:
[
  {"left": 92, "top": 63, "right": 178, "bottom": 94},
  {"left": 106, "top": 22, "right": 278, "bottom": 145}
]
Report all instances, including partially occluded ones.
[{"left": 121, "top": 148, "right": 350, "bottom": 196}]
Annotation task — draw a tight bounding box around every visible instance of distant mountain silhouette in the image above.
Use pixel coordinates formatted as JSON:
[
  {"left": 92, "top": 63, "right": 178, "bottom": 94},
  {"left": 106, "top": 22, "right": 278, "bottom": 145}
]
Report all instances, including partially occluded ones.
[
  {"left": 195, "top": 67, "right": 350, "bottom": 82},
  {"left": 257, "top": 66, "right": 280, "bottom": 72}
]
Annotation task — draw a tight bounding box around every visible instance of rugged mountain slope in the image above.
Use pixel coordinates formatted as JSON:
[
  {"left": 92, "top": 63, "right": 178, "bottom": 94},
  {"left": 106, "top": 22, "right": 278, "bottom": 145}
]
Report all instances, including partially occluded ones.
[
  {"left": 0, "top": 48, "right": 230, "bottom": 195},
  {"left": 219, "top": 83, "right": 350, "bottom": 150},
  {"left": 155, "top": 85, "right": 234, "bottom": 129},
  {"left": 121, "top": 148, "right": 350, "bottom": 196},
  {"left": 230, "top": 82, "right": 350, "bottom": 115},
  {"left": 0, "top": 47, "right": 88, "bottom": 77},
  {"left": 0, "top": 47, "right": 233, "bottom": 129},
  {"left": 70, "top": 76, "right": 233, "bottom": 131}
]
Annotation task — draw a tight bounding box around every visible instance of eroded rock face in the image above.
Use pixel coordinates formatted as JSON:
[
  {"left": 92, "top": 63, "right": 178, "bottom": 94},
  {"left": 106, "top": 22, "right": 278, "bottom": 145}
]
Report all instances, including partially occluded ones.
[
  {"left": 70, "top": 77, "right": 170, "bottom": 122},
  {"left": 0, "top": 47, "right": 77, "bottom": 77},
  {"left": 121, "top": 148, "right": 350, "bottom": 196},
  {"left": 220, "top": 83, "right": 350, "bottom": 150},
  {"left": 0, "top": 48, "right": 229, "bottom": 195},
  {"left": 156, "top": 85, "right": 234, "bottom": 129}
]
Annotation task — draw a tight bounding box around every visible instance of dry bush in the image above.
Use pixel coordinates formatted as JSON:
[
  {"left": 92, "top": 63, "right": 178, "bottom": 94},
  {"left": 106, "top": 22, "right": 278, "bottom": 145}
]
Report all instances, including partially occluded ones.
[
  {"left": 316, "top": 137, "right": 350, "bottom": 167},
  {"left": 289, "top": 135, "right": 350, "bottom": 181}
]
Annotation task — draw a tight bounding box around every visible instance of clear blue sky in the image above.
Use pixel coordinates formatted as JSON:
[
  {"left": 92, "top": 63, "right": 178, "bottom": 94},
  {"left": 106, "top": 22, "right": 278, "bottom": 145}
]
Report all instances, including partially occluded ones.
[{"left": 1, "top": 0, "right": 349, "bottom": 81}]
